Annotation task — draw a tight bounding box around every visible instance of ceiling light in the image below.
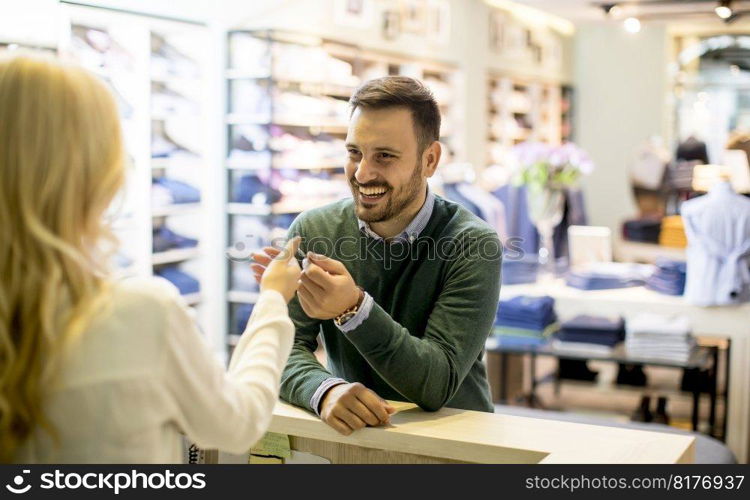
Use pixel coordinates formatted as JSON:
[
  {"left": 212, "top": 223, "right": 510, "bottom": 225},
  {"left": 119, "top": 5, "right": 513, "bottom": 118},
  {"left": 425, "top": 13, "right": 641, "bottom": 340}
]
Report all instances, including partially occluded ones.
[
  {"left": 624, "top": 17, "right": 641, "bottom": 33},
  {"left": 716, "top": 1, "right": 733, "bottom": 19}
]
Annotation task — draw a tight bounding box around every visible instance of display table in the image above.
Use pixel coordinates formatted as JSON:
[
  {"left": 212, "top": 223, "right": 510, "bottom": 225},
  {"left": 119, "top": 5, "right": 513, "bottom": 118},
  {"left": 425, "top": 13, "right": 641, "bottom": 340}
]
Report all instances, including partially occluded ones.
[
  {"left": 267, "top": 400, "right": 694, "bottom": 464},
  {"left": 499, "top": 279, "right": 750, "bottom": 463}
]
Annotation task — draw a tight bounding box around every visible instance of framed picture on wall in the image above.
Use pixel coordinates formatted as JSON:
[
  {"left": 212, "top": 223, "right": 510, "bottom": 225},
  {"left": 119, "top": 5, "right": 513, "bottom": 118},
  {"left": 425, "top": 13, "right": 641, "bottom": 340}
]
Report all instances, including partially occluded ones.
[
  {"left": 426, "top": 0, "right": 450, "bottom": 44},
  {"left": 382, "top": 9, "right": 401, "bottom": 41},
  {"left": 401, "top": 0, "right": 427, "bottom": 35},
  {"left": 489, "top": 10, "right": 506, "bottom": 53},
  {"left": 333, "top": 0, "right": 374, "bottom": 29}
]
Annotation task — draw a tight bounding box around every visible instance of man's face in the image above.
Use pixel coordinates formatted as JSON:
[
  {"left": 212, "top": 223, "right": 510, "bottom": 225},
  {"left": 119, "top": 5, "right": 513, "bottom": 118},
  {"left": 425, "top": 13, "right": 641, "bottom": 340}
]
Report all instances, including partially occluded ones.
[{"left": 345, "top": 106, "right": 425, "bottom": 223}]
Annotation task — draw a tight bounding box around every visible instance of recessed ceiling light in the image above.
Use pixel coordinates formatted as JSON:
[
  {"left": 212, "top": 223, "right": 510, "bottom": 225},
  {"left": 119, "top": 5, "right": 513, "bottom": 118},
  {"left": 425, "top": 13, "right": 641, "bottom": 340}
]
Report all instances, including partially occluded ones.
[
  {"left": 716, "top": 0, "right": 733, "bottom": 19},
  {"left": 624, "top": 17, "right": 641, "bottom": 33}
]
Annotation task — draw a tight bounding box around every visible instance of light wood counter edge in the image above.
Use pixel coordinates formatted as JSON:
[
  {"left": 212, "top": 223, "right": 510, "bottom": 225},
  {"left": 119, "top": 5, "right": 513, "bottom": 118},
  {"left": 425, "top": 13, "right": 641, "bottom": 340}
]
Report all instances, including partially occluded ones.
[{"left": 270, "top": 401, "right": 695, "bottom": 464}]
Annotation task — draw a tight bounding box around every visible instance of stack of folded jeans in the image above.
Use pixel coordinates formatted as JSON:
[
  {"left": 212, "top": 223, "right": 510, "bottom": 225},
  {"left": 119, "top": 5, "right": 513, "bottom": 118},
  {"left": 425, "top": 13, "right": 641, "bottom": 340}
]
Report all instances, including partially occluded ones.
[
  {"left": 152, "top": 226, "right": 198, "bottom": 253},
  {"left": 155, "top": 267, "right": 200, "bottom": 296},
  {"left": 625, "top": 313, "right": 695, "bottom": 363},
  {"left": 494, "top": 295, "right": 558, "bottom": 347},
  {"left": 234, "top": 304, "right": 255, "bottom": 335},
  {"left": 646, "top": 258, "right": 687, "bottom": 296},
  {"left": 152, "top": 178, "right": 201, "bottom": 206},
  {"left": 552, "top": 315, "right": 625, "bottom": 356},
  {"left": 623, "top": 218, "right": 661, "bottom": 243},
  {"left": 501, "top": 256, "right": 539, "bottom": 285},
  {"left": 566, "top": 262, "right": 655, "bottom": 290}
]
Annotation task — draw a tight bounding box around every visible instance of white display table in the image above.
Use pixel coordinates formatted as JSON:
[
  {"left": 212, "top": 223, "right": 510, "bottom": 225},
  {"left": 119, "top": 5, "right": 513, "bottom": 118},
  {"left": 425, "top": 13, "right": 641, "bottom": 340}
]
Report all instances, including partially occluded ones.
[{"left": 500, "top": 279, "right": 750, "bottom": 463}]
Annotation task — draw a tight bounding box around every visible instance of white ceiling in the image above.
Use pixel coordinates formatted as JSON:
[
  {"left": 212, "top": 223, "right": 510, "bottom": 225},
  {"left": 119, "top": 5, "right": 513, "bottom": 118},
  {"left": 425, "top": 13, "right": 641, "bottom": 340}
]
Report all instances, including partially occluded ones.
[{"left": 517, "top": 0, "right": 750, "bottom": 23}]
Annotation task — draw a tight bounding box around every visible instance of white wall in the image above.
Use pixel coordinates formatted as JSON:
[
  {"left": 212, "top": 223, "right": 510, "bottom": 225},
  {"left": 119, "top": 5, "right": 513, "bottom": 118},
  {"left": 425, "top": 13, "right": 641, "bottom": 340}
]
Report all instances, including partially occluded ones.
[{"left": 573, "top": 23, "right": 669, "bottom": 232}]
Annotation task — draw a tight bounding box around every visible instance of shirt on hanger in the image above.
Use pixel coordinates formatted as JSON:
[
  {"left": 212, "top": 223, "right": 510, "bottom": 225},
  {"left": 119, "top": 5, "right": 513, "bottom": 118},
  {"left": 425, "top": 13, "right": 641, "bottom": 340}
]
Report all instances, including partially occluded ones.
[{"left": 681, "top": 181, "right": 750, "bottom": 305}]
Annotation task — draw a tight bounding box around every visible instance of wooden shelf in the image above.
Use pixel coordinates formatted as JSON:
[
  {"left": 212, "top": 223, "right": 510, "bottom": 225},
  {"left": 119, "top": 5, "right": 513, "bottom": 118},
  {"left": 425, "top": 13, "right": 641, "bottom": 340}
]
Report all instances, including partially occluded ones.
[
  {"left": 228, "top": 290, "right": 260, "bottom": 304},
  {"left": 152, "top": 247, "right": 201, "bottom": 265},
  {"left": 227, "top": 203, "right": 272, "bottom": 216},
  {"left": 151, "top": 203, "right": 202, "bottom": 217}
]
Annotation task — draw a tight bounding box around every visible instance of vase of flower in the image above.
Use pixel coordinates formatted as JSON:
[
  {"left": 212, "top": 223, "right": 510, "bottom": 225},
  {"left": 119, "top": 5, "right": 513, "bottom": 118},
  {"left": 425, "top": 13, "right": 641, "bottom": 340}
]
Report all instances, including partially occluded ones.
[{"left": 511, "top": 141, "right": 594, "bottom": 280}]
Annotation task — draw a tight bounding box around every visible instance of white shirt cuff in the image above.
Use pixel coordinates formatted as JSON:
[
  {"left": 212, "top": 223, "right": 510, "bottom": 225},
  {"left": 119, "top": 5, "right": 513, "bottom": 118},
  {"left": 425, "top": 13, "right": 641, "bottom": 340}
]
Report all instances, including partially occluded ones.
[
  {"left": 310, "top": 377, "right": 348, "bottom": 416},
  {"left": 335, "top": 292, "right": 374, "bottom": 333}
]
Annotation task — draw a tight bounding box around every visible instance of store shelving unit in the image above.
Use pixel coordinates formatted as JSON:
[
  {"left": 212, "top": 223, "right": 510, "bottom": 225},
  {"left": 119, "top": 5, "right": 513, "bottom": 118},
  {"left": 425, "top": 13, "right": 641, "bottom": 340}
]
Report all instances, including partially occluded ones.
[
  {"left": 59, "top": 4, "right": 221, "bottom": 350},
  {"left": 486, "top": 74, "right": 565, "bottom": 165},
  {"left": 223, "top": 29, "right": 463, "bottom": 353}
]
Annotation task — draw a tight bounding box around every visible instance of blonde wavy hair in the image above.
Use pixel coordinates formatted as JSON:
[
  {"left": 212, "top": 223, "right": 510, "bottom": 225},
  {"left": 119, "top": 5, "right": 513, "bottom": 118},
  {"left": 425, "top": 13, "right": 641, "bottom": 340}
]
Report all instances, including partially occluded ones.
[{"left": 0, "top": 53, "right": 125, "bottom": 462}]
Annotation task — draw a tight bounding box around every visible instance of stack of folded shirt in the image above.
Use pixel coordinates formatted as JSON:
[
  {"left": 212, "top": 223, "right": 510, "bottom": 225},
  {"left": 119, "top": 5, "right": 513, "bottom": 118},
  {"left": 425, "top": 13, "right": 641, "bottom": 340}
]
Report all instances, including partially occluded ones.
[
  {"left": 152, "top": 226, "right": 198, "bottom": 253},
  {"left": 152, "top": 178, "right": 201, "bottom": 206},
  {"left": 659, "top": 215, "right": 687, "bottom": 248},
  {"left": 552, "top": 315, "right": 625, "bottom": 356},
  {"left": 645, "top": 258, "right": 687, "bottom": 296},
  {"left": 566, "top": 262, "right": 655, "bottom": 290},
  {"left": 501, "top": 256, "right": 539, "bottom": 285},
  {"left": 155, "top": 266, "right": 200, "bottom": 295},
  {"left": 625, "top": 313, "right": 695, "bottom": 363},
  {"left": 494, "top": 295, "right": 558, "bottom": 347},
  {"left": 622, "top": 218, "right": 662, "bottom": 243}
]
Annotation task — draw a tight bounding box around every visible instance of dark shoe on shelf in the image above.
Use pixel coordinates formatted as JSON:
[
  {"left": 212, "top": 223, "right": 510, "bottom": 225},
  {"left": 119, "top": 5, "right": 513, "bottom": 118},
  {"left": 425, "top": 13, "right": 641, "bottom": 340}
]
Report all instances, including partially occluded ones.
[
  {"left": 631, "top": 395, "right": 652, "bottom": 422},
  {"left": 652, "top": 396, "right": 671, "bottom": 425},
  {"left": 558, "top": 359, "right": 598, "bottom": 381},
  {"left": 617, "top": 363, "right": 648, "bottom": 386}
]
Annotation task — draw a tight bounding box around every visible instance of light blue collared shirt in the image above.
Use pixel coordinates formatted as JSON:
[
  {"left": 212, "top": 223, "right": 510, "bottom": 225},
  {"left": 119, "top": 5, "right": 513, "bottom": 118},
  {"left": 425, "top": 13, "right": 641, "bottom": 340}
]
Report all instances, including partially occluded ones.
[{"left": 309, "top": 186, "right": 436, "bottom": 415}]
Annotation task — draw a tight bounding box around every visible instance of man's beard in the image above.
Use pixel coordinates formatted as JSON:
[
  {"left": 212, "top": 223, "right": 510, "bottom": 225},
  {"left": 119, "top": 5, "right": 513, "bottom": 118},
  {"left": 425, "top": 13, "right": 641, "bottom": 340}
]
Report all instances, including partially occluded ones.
[{"left": 350, "top": 162, "right": 424, "bottom": 223}]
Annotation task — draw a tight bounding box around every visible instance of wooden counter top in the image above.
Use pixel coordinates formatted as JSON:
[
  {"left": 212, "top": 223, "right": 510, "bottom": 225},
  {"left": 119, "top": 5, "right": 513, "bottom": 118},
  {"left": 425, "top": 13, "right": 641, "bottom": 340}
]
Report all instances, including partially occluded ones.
[{"left": 270, "top": 401, "right": 695, "bottom": 464}]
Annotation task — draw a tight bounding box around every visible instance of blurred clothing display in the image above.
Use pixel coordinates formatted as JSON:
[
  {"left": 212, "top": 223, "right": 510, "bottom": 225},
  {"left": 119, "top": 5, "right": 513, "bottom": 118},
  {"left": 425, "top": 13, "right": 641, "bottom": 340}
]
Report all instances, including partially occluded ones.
[
  {"left": 665, "top": 160, "right": 699, "bottom": 191},
  {"left": 443, "top": 182, "right": 507, "bottom": 241},
  {"left": 492, "top": 184, "right": 587, "bottom": 259},
  {"left": 659, "top": 215, "right": 687, "bottom": 248},
  {"left": 150, "top": 32, "right": 199, "bottom": 79},
  {"left": 501, "top": 256, "right": 539, "bottom": 285},
  {"left": 152, "top": 178, "right": 201, "bottom": 206},
  {"left": 646, "top": 258, "right": 687, "bottom": 296},
  {"left": 154, "top": 267, "right": 200, "bottom": 295},
  {"left": 494, "top": 296, "right": 558, "bottom": 346},
  {"left": 151, "top": 81, "right": 199, "bottom": 116},
  {"left": 681, "top": 180, "right": 750, "bottom": 305},
  {"left": 152, "top": 226, "right": 198, "bottom": 253},
  {"left": 566, "top": 262, "right": 654, "bottom": 290},
  {"left": 233, "top": 174, "right": 282, "bottom": 204},
  {"left": 676, "top": 136, "right": 709, "bottom": 164},
  {"left": 555, "top": 315, "right": 625, "bottom": 347},
  {"left": 631, "top": 137, "right": 669, "bottom": 190},
  {"left": 233, "top": 304, "right": 255, "bottom": 335},
  {"left": 622, "top": 218, "right": 661, "bottom": 243},
  {"left": 625, "top": 313, "right": 695, "bottom": 363}
]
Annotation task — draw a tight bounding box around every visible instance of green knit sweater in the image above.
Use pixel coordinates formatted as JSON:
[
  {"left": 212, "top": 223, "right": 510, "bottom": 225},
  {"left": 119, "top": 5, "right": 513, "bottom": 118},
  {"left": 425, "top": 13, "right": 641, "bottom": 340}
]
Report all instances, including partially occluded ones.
[{"left": 279, "top": 195, "right": 502, "bottom": 413}]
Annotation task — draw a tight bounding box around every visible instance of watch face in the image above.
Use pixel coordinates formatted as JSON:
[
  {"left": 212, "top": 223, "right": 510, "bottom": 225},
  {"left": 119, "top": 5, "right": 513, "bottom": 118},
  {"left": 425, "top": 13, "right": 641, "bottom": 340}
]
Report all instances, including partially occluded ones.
[{"left": 336, "top": 310, "right": 357, "bottom": 326}]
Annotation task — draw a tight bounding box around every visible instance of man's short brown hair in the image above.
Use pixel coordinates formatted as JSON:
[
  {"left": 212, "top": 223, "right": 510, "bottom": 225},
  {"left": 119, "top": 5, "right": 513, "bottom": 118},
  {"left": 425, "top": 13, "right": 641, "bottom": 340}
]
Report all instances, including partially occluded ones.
[{"left": 348, "top": 76, "right": 441, "bottom": 154}]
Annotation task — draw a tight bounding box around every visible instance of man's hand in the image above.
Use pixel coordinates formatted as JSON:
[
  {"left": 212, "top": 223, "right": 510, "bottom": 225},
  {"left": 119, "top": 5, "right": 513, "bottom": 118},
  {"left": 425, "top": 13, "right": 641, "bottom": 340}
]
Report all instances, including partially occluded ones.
[
  {"left": 320, "top": 383, "right": 396, "bottom": 435},
  {"left": 298, "top": 253, "right": 360, "bottom": 320}
]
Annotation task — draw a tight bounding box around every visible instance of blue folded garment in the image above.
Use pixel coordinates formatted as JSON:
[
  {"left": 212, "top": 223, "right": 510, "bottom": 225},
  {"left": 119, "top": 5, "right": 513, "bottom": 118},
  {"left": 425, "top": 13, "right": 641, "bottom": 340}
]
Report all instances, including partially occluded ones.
[
  {"left": 502, "top": 258, "right": 539, "bottom": 285},
  {"left": 233, "top": 174, "right": 282, "bottom": 204},
  {"left": 496, "top": 335, "right": 549, "bottom": 348},
  {"left": 645, "top": 258, "right": 687, "bottom": 296},
  {"left": 155, "top": 267, "right": 200, "bottom": 295},
  {"left": 496, "top": 295, "right": 557, "bottom": 330},
  {"left": 556, "top": 315, "right": 625, "bottom": 347},
  {"left": 153, "top": 177, "right": 201, "bottom": 204},
  {"left": 234, "top": 304, "right": 255, "bottom": 335},
  {"left": 152, "top": 226, "right": 199, "bottom": 253},
  {"left": 566, "top": 273, "right": 645, "bottom": 290}
]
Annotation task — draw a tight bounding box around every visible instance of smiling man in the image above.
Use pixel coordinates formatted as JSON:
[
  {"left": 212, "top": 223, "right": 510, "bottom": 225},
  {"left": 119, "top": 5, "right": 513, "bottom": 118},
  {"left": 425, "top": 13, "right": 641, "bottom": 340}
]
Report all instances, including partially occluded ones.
[{"left": 253, "top": 76, "right": 502, "bottom": 435}]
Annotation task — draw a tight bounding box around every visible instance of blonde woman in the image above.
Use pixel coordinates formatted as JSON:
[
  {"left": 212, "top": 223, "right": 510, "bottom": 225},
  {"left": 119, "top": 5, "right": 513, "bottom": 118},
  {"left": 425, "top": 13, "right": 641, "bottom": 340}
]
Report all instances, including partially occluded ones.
[{"left": 0, "top": 53, "right": 301, "bottom": 463}]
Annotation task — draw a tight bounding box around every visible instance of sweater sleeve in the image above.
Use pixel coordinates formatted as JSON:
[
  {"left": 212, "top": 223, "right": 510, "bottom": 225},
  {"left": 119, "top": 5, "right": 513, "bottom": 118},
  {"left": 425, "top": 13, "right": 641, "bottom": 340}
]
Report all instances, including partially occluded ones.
[
  {"left": 162, "top": 289, "right": 294, "bottom": 454},
  {"left": 278, "top": 217, "right": 336, "bottom": 413},
  {"left": 343, "top": 230, "right": 502, "bottom": 411}
]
